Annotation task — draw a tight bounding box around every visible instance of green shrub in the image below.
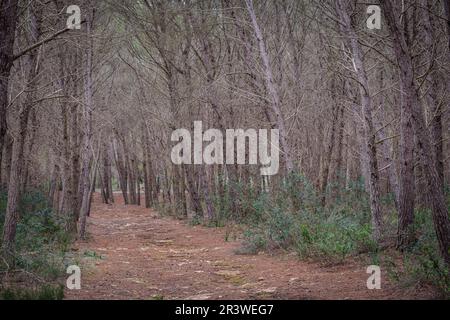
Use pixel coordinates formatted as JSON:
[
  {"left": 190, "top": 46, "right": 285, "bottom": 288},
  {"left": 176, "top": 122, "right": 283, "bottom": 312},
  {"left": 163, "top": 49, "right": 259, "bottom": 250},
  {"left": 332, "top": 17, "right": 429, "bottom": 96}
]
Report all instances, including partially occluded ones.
[
  {"left": 285, "top": 173, "right": 319, "bottom": 211},
  {"left": 238, "top": 229, "right": 267, "bottom": 254},
  {"left": 265, "top": 207, "right": 295, "bottom": 248},
  {"left": 185, "top": 175, "right": 449, "bottom": 295},
  {"left": 1, "top": 284, "right": 64, "bottom": 300},
  {"left": 240, "top": 177, "right": 378, "bottom": 264},
  {"left": 0, "top": 189, "right": 69, "bottom": 299},
  {"left": 294, "top": 216, "right": 376, "bottom": 263},
  {"left": 388, "top": 209, "right": 450, "bottom": 297}
]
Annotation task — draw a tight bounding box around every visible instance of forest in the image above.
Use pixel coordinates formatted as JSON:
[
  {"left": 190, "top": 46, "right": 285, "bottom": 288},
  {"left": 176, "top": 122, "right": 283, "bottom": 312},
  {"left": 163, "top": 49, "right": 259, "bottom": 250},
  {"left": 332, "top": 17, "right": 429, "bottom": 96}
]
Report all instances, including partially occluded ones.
[{"left": 0, "top": 0, "right": 449, "bottom": 300}]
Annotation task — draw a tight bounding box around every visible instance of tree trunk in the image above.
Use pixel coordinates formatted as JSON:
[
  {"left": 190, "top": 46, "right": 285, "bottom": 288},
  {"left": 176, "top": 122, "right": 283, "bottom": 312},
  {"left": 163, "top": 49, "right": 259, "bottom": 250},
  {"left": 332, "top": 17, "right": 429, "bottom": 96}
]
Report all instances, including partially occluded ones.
[
  {"left": 184, "top": 165, "right": 202, "bottom": 218},
  {"left": 443, "top": 0, "right": 450, "bottom": 51},
  {"left": 102, "top": 140, "right": 113, "bottom": 204},
  {"left": 320, "top": 88, "right": 339, "bottom": 206},
  {"left": 79, "top": 5, "right": 95, "bottom": 239},
  {"left": 336, "top": 0, "right": 383, "bottom": 242},
  {"left": 2, "top": 1, "right": 42, "bottom": 261},
  {"left": 245, "top": 0, "right": 294, "bottom": 174},
  {"left": 0, "top": 0, "right": 19, "bottom": 187},
  {"left": 3, "top": 134, "right": 13, "bottom": 190},
  {"left": 376, "top": 68, "right": 400, "bottom": 209},
  {"left": 420, "top": 0, "right": 444, "bottom": 184},
  {"left": 382, "top": 0, "right": 450, "bottom": 263},
  {"left": 113, "top": 135, "right": 129, "bottom": 204}
]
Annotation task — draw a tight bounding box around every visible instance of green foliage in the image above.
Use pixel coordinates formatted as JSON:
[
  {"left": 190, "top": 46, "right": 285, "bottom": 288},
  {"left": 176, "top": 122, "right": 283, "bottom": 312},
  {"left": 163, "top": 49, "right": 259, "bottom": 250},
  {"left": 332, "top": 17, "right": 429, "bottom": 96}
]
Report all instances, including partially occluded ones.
[
  {"left": 189, "top": 214, "right": 202, "bottom": 226},
  {"left": 1, "top": 284, "right": 64, "bottom": 300},
  {"left": 83, "top": 250, "right": 103, "bottom": 260},
  {"left": 15, "top": 208, "right": 71, "bottom": 252},
  {"left": 294, "top": 218, "right": 374, "bottom": 263},
  {"left": 386, "top": 209, "right": 450, "bottom": 297},
  {"left": 0, "top": 189, "right": 69, "bottom": 299},
  {"left": 154, "top": 201, "right": 174, "bottom": 217},
  {"left": 116, "top": 178, "right": 450, "bottom": 296},
  {"left": 239, "top": 173, "right": 377, "bottom": 263}
]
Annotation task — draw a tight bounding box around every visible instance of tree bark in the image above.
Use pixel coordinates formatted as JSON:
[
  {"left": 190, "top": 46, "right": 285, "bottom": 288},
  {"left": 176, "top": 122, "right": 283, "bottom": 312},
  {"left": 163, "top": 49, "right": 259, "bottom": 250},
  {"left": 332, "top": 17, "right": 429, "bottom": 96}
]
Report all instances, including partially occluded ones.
[
  {"left": 113, "top": 134, "right": 129, "bottom": 204},
  {"left": 184, "top": 165, "right": 202, "bottom": 218},
  {"left": 336, "top": 0, "right": 383, "bottom": 241},
  {"left": 382, "top": 0, "right": 450, "bottom": 263},
  {"left": 245, "top": 0, "right": 294, "bottom": 174},
  {"left": 2, "top": 1, "right": 42, "bottom": 260},
  {"left": 376, "top": 68, "right": 400, "bottom": 209},
  {"left": 420, "top": 0, "right": 444, "bottom": 184},
  {"left": 0, "top": 0, "right": 19, "bottom": 187},
  {"left": 79, "top": 4, "right": 95, "bottom": 239},
  {"left": 320, "top": 84, "right": 339, "bottom": 206}
]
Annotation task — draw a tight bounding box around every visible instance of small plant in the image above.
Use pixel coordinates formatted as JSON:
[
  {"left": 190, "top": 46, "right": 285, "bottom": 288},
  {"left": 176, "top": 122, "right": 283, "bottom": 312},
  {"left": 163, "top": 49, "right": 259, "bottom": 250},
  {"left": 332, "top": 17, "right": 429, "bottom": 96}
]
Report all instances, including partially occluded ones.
[
  {"left": 393, "top": 209, "right": 450, "bottom": 297},
  {"left": 0, "top": 189, "right": 70, "bottom": 300},
  {"left": 1, "top": 284, "right": 64, "bottom": 300},
  {"left": 83, "top": 250, "right": 103, "bottom": 259},
  {"left": 238, "top": 176, "right": 378, "bottom": 264},
  {"left": 238, "top": 229, "right": 267, "bottom": 255},
  {"left": 189, "top": 215, "right": 202, "bottom": 226}
]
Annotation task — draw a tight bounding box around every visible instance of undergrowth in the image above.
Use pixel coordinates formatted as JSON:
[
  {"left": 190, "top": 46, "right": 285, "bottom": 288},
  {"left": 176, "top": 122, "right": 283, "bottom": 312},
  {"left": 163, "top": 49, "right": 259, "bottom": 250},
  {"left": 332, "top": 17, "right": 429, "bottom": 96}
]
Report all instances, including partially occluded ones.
[
  {"left": 216, "top": 173, "right": 449, "bottom": 298},
  {"left": 0, "top": 189, "right": 71, "bottom": 300},
  {"left": 152, "top": 173, "right": 449, "bottom": 297}
]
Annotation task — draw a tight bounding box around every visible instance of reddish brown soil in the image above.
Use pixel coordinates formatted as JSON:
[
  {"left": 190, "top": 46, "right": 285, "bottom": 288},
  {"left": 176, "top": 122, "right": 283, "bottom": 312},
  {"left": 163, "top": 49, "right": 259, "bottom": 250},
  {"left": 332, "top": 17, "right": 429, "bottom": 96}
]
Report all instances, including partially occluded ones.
[{"left": 65, "top": 194, "right": 435, "bottom": 300}]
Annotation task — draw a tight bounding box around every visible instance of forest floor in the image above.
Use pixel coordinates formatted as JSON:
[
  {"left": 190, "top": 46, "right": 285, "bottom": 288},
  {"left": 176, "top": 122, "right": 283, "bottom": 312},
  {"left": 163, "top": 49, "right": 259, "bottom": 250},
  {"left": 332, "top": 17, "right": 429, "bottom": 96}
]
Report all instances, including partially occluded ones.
[{"left": 65, "top": 194, "right": 435, "bottom": 300}]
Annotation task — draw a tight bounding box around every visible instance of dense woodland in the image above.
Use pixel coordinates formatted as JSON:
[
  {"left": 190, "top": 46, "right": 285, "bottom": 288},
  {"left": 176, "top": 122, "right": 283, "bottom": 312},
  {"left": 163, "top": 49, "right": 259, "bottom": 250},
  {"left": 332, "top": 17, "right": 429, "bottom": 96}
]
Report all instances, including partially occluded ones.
[{"left": 0, "top": 0, "right": 449, "bottom": 299}]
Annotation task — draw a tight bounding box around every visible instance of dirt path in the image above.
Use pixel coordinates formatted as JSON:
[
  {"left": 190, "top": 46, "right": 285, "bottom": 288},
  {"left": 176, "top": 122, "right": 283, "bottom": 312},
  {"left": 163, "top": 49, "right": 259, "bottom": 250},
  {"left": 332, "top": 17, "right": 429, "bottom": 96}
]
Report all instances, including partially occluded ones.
[{"left": 65, "top": 194, "right": 432, "bottom": 300}]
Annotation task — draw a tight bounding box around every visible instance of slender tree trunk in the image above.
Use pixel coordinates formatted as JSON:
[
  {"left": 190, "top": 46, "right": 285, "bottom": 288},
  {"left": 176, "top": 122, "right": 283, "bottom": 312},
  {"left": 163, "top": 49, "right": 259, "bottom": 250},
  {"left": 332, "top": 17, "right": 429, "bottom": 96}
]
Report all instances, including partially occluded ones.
[
  {"left": 184, "top": 165, "right": 202, "bottom": 218},
  {"left": 180, "top": 165, "right": 187, "bottom": 217},
  {"left": 3, "top": 134, "right": 13, "bottom": 190},
  {"left": 48, "top": 163, "right": 59, "bottom": 208},
  {"left": 320, "top": 91, "right": 339, "bottom": 206},
  {"left": 79, "top": 5, "right": 95, "bottom": 239},
  {"left": 0, "top": 0, "right": 19, "bottom": 187},
  {"left": 335, "top": 104, "right": 345, "bottom": 186},
  {"left": 245, "top": 0, "right": 294, "bottom": 174},
  {"left": 21, "top": 110, "right": 38, "bottom": 193},
  {"left": 87, "top": 154, "right": 100, "bottom": 216},
  {"left": 199, "top": 165, "right": 214, "bottom": 221},
  {"left": 336, "top": 0, "right": 383, "bottom": 241},
  {"left": 71, "top": 84, "right": 82, "bottom": 220},
  {"left": 107, "top": 144, "right": 114, "bottom": 203},
  {"left": 376, "top": 68, "right": 400, "bottom": 208},
  {"left": 127, "top": 144, "right": 137, "bottom": 205},
  {"left": 420, "top": 0, "right": 444, "bottom": 184},
  {"left": 100, "top": 140, "right": 112, "bottom": 204},
  {"left": 113, "top": 135, "right": 129, "bottom": 204},
  {"left": 443, "top": 0, "right": 450, "bottom": 51},
  {"left": 142, "top": 152, "right": 151, "bottom": 208}
]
